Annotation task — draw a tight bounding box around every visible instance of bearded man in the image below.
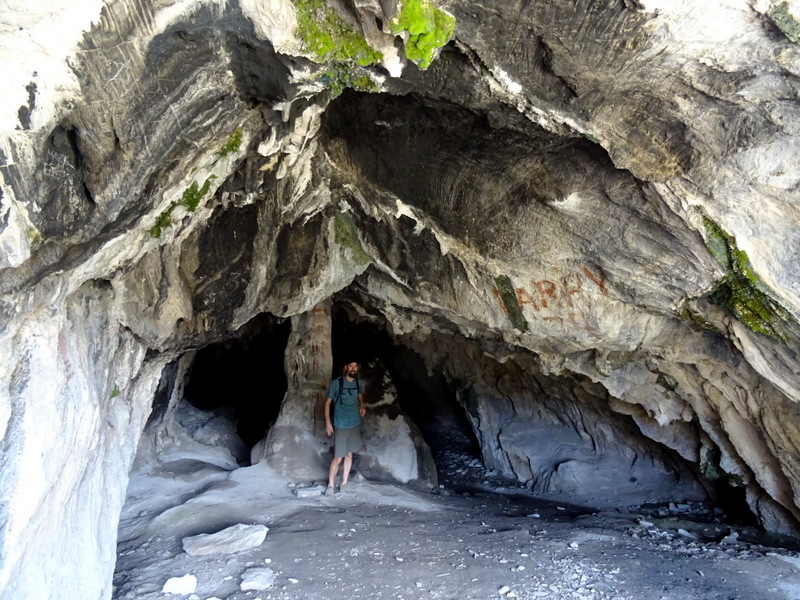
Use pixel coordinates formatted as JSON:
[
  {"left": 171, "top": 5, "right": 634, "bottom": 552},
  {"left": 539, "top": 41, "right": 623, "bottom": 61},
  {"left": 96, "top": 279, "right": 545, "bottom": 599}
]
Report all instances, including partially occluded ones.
[{"left": 324, "top": 361, "right": 367, "bottom": 495}]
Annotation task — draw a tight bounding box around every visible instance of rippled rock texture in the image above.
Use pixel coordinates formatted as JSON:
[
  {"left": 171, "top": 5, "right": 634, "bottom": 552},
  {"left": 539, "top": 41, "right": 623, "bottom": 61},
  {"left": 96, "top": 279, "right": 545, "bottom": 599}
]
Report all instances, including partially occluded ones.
[{"left": 1, "top": 0, "right": 800, "bottom": 598}]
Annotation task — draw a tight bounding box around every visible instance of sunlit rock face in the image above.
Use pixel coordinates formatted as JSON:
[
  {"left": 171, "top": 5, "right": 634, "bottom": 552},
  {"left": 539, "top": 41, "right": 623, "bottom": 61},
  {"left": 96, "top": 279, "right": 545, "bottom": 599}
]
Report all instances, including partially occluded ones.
[{"left": 2, "top": 0, "right": 800, "bottom": 598}]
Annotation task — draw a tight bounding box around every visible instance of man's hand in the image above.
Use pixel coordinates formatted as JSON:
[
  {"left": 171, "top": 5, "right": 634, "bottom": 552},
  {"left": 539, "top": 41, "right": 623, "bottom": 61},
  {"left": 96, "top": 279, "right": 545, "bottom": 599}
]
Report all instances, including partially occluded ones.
[
  {"left": 326, "top": 422, "right": 334, "bottom": 437},
  {"left": 359, "top": 406, "right": 366, "bottom": 417}
]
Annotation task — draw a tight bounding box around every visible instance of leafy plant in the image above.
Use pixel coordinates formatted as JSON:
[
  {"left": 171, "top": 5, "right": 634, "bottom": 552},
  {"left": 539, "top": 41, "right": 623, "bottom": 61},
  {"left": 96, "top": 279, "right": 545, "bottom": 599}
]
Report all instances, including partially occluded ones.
[
  {"left": 149, "top": 175, "right": 218, "bottom": 238},
  {"left": 294, "top": 0, "right": 383, "bottom": 65},
  {"left": 390, "top": 0, "right": 456, "bottom": 69},
  {"left": 219, "top": 128, "right": 243, "bottom": 157},
  {"left": 181, "top": 175, "right": 217, "bottom": 212},
  {"left": 149, "top": 208, "right": 174, "bottom": 238},
  {"left": 321, "top": 61, "right": 381, "bottom": 98}
]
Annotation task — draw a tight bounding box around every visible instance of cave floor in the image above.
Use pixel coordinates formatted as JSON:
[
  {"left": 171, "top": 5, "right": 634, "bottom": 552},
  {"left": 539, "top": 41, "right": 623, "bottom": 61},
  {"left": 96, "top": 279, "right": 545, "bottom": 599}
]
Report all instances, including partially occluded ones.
[{"left": 113, "top": 457, "right": 800, "bottom": 600}]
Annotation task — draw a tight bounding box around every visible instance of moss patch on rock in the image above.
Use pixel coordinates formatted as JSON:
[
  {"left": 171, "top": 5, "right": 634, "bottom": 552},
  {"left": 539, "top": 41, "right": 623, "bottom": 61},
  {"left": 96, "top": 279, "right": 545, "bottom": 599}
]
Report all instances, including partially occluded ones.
[
  {"left": 293, "top": 0, "right": 383, "bottom": 97},
  {"left": 334, "top": 212, "right": 371, "bottom": 265},
  {"left": 321, "top": 61, "right": 381, "bottom": 98},
  {"left": 294, "top": 0, "right": 383, "bottom": 65},
  {"left": 390, "top": 0, "right": 456, "bottom": 69},
  {"left": 150, "top": 175, "right": 218, "bottom": 238},
  {"left": 769, "top": 1, "right": 800, "bottom": 44},
  {"left": 181, "top": 176, "right": 217, "bottom": 212},
  {"left": 702, "top": 217, "right": 789, "bottom": 340},
  {"left": 219, "top": 128, "right": 243, "bottom": 157}
]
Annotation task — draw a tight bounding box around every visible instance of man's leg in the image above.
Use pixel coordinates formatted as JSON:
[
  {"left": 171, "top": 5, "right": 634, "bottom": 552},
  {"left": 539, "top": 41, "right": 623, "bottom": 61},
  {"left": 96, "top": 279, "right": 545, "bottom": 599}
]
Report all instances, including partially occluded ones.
[
  {"left": 327, "top": 456, "right": 342, "bottom": 489},
  {"left": 341, "top": 452, "right": 354, "bottom": 486}
]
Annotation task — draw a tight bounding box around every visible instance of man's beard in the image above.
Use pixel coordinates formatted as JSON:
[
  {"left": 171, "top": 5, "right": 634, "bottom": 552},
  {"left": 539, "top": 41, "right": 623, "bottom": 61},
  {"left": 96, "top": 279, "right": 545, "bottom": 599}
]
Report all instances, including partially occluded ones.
[{"left": 348, "top": 370, "right": 357, "bottom": 377}]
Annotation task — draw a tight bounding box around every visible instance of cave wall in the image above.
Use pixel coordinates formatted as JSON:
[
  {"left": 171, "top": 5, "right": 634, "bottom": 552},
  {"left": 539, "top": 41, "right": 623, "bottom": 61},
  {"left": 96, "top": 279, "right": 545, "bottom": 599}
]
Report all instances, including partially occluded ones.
[{"left": 1, "top": 0, "right": 800, "bottom": 598}]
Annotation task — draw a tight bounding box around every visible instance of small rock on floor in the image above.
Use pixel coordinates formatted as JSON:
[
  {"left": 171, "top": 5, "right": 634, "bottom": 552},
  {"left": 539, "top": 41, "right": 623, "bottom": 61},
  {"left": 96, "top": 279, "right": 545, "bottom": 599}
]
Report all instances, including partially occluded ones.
[{"left": 240, "top": 567, "right": 277, "bottom": 591}]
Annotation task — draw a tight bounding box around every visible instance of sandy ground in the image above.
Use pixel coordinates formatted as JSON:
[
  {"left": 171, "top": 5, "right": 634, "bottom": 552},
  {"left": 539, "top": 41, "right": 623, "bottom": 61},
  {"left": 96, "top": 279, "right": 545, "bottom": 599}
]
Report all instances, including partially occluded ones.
[{"left": 113, "top": 449, "right": 800, "bottom": 600}]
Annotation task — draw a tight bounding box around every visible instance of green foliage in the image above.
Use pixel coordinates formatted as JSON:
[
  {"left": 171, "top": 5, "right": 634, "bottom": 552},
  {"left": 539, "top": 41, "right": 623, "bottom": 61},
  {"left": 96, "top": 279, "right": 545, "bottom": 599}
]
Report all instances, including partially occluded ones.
[
  {"left": 708, "top": 276, "right": 781, "bottom": 337},
  {"left": 294, "top": 0, "right": 383, "bottom": 65},
  {"left": 149, "top": 175, "right": 218, "bottom": 238},
  {"left": 494, "top": 275, "right": 529, "bottom": 332},
  {"left": 149, "top": 207, "right": 174, "bottom": 238},
  {"left": 321, "top": 61, "right": 381, "bottom": 98},
  {"left": 219, "top": 128, "right": 243, "bottom": 157},
  {"left": 702, "top": 217, "right": 786, "bottom": 339},
  {"left": 181, "top": 175, "right": 217, "bottom": 212},
  {"left": 333, "top": 212, "right": 371, "bottom": 265},
  {"left": 703, "top": 217, "right": 756, "bottom": 282},
  {"left": 390, "top": 0, "right": 456, "bottom": 69},
  {"left": 769, "top": 1, "right": 800, "bottom": 43},
  {"left": 110, "top": 384, "right": 121, "bottom": 399}
]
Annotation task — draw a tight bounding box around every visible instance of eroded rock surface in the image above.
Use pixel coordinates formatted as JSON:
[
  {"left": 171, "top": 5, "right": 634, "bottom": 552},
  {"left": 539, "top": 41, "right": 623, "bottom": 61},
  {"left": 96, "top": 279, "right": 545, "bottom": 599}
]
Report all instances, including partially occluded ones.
[{"left": 2, "top": 1, "right": 800, "bottom": 598}]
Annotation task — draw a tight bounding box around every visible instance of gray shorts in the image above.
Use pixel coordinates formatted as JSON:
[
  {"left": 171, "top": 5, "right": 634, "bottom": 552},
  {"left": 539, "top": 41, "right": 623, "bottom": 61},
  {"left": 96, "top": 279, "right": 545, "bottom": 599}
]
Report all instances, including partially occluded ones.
[{"left": 334, "top": 426, "right": 362, "bottom": 458}]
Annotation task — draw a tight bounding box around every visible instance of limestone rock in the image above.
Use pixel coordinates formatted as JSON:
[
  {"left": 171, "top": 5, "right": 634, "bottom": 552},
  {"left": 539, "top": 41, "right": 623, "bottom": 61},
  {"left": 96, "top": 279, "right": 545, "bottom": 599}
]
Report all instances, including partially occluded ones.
[
  {"left": 240, "top": 567, "right": 277, "bottom": 591},
  {"left": 182, "top": 523, "right": 269, "bottom": 556},
  {"left": 162, "top": 574, "right": 198, "bottom": 595},
  {"left": 358, "top": 381, "right": 439, "bottom": 488}
]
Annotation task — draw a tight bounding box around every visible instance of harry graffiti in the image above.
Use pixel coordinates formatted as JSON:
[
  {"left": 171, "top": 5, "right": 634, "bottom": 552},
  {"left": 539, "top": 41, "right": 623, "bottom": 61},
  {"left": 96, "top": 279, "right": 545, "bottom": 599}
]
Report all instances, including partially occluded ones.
[{"left": 493, "top": 266, "right": 608, "bottom": 324}]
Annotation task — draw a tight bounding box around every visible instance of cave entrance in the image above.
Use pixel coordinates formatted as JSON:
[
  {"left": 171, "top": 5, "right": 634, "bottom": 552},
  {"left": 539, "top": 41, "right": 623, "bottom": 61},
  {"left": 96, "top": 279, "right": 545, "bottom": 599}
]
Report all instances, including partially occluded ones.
[
  {"left": 332, "top": 306, "right": 481, "bottom": 489},
  {"left": 183, "top": 313, "right": 291, "bottom": 449}
]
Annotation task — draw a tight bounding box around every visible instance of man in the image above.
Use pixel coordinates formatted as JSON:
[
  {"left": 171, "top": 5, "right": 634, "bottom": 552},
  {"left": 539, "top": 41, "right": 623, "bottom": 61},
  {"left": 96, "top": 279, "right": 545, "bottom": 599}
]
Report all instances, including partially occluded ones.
[{"left": 324, "top": 361, "right": 366, "bottom": 495}]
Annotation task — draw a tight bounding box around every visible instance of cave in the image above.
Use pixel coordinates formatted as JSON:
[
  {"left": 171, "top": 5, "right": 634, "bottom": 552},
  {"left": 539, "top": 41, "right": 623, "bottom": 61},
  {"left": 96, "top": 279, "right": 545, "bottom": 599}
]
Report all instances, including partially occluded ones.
[
  {"left": 183, "top": 313, "right": 291, "bottom": 449},
  {"left": 2, "top": 1, "right": 800, "bottom": 599}
]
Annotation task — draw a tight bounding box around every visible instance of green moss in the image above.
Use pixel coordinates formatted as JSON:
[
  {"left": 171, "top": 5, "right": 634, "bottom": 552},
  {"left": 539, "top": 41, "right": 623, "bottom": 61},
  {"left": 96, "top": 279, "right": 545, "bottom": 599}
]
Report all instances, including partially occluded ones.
[
  {"left": 334, "top": 212, "right": 371, "bottom": 265},
  {"left": 294, "top": 0, "right": 383, "bottom": 66},
  {"left": 390, "top": 0, "right": 455, "bottom": 69},
  {"left": 180, "top": 175, "right": 217, "bottom": 212},
  {"left": 149, "top": 207, "right": 174, "bottom": 238},
  {"left": 321, "top": 61, "right": 381, "bottom": 98},
  {"left": 150, "top": 175, "right": 218, "bottom": 238},
  {"left": 769, "top": 1, "right": 800, "bottom": 43},
  {"left": 702, "top": 217, "right": 789, "bottom": 339},
  {"left": 219, "top": 128, "right": 243, "bottom": 157},
  {"left": 708, "top": 277, "right": 781, "bottom": 337},
  {"left": 110, "top": 384, "right": 121, "bottom": 399},
  {"left": 494, "top": 275, "right": 528, "bottom": 332}
]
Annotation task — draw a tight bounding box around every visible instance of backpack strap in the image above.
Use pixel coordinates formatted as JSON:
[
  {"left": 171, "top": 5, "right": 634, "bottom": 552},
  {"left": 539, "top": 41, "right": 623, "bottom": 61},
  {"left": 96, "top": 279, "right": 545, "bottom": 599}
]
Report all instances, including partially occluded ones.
[
  {"left": 335, "top": 376, "right": 344, "bottom": 406},
  {"left": 334, "top": 376, "right": 360, "bottom": 405}
]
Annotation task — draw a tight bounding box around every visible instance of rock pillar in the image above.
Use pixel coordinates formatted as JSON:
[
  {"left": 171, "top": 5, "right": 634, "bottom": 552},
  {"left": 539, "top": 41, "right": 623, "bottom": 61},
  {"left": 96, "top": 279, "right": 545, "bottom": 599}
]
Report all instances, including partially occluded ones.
[{"left": 259, "top": 299, "right": 333, "bottom": 479}]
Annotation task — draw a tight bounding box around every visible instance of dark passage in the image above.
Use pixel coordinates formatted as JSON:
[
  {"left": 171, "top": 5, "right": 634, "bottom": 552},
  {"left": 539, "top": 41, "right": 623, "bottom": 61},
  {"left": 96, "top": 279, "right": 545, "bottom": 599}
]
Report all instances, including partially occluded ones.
[{"left": 184, "top": 313, "right": 290, "bottom": 448}]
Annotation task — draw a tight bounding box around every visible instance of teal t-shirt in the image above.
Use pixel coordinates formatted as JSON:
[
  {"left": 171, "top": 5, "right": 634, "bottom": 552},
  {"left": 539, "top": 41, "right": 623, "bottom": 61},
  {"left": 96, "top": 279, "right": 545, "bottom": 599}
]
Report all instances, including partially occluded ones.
[{"left": 327, "top": 377, "right": 363, "bottom": 429}]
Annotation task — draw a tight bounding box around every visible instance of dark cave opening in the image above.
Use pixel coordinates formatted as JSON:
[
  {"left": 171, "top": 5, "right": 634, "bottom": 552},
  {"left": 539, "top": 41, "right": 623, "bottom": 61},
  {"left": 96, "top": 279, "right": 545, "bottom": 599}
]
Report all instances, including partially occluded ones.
[{"left": 183, "top": 313, "right": 291, "bottom": 449}]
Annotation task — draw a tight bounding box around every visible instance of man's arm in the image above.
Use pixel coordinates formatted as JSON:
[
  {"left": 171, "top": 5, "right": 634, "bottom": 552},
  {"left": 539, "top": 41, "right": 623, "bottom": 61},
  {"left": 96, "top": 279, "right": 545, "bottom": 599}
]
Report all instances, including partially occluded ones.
[
  {"left": 358, "top": 393, "right": 366, "bottom": 417},
  {"left": 324, "top": 397, "right": 334, "bottom": 436}
]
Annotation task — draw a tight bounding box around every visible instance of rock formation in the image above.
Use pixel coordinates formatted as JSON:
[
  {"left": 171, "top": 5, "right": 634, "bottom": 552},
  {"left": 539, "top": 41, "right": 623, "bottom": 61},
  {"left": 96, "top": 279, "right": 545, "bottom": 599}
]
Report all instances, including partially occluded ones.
[{"left": 1, "top": 0, "right": 800, "bottom": 598}]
